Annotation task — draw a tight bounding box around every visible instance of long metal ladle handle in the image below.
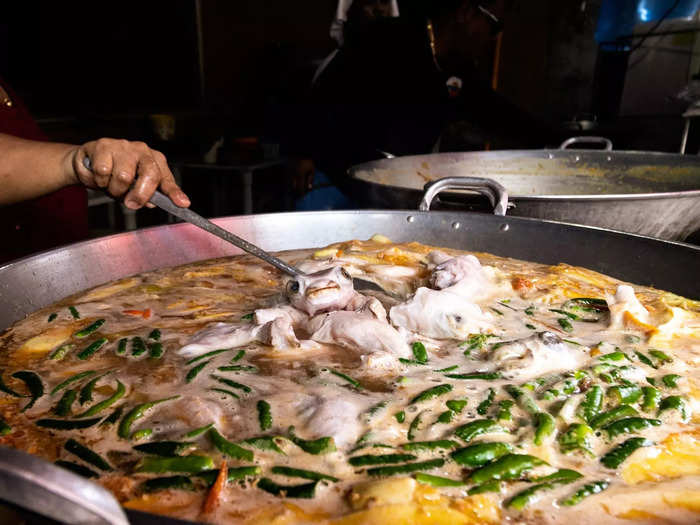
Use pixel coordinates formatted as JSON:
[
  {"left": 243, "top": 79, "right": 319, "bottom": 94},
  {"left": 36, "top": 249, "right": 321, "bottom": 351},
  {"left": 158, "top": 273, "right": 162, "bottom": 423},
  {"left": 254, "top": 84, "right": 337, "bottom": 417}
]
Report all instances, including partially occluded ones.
[{"left": 82, "top": 157, "right": 302, "bottom": 277}]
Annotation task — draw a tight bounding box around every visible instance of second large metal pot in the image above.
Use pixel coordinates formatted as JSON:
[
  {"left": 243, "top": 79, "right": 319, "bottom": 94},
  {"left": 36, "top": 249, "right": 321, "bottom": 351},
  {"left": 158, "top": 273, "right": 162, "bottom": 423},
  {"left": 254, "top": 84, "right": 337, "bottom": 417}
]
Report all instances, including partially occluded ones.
[{"left": 347, "top": 138, "right": 700, "bottom": 240}]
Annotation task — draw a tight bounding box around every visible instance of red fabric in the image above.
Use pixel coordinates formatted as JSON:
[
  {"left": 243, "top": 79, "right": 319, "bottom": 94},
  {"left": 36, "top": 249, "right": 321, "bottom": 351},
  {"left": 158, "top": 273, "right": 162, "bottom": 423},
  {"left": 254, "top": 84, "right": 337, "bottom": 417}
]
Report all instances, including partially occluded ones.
[{"left": 0, "top": 79, "right": 88, "bottom": 264}]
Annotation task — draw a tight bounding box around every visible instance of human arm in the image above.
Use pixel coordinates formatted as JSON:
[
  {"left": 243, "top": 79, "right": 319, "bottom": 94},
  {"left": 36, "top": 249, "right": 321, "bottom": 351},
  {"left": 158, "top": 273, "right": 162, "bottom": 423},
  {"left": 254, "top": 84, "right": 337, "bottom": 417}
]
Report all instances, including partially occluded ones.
[{"left": 0, "top": 134, "right": 190, "bottom": 209}]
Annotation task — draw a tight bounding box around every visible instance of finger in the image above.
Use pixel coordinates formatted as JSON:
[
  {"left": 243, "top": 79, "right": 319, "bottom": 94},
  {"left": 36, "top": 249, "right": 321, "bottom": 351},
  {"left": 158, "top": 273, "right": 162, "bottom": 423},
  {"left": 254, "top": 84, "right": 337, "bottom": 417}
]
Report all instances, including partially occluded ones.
[
  {"left": 123, "top": 155, "right": 161, "bottom": 209},
  {"left": 108, "top": 148, "right": 139, "bottom": 198},
  {"left": 154, "top": 154, "right": 190, "bottom": 207},
  {"left": 91, "top": 139, "right": 116, "bottom": 188}
]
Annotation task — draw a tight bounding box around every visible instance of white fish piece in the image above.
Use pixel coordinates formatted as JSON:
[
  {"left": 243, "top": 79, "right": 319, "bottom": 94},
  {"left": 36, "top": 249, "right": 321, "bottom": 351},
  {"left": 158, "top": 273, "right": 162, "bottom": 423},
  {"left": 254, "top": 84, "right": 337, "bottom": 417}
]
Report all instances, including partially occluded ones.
[
  {"left": 607, "top": 284, "right": 650, "bottom": 328},
  {"left": 389, "top": 287, "right": 493, "bottom": 339},
  {"left": 297, "top": 392, "right": 368, "bottom": 448},
  {"left": 287, "top": 266, "right": 357, "bottom": 316},
  {"left": 254, "top": 305, "right": 308, "bottom": 325}
]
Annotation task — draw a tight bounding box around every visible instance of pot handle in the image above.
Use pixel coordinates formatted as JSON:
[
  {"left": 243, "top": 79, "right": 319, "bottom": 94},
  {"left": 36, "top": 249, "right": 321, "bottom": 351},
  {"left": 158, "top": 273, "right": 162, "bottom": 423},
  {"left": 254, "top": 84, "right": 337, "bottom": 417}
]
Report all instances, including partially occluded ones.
[
  {"left": 419, "top": 176, "right": 509, "bottom": 216},
  {"left": 559, "top": 136, "right": 613, "bottom": 151}
]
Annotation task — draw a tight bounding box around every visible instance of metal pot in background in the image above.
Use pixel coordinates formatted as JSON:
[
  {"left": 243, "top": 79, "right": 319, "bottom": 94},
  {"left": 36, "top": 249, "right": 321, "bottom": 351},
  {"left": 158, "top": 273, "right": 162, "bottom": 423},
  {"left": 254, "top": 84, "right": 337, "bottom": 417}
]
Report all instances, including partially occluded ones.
[{"left": 347, "top": 137, "right": 700, "bottom": 241}]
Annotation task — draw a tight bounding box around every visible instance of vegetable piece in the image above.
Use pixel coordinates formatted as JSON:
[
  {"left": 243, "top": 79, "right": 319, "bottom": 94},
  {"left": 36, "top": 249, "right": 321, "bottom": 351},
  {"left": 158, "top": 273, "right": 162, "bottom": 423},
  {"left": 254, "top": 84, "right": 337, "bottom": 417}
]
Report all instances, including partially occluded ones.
[
  {"left": 598, "top": 351, "right": 628, "bottom": 362},
  {"left": 635, "top": 351, "right": 657, "bottom": 369},
  {"left": 454, "top": 419, "right": 500, "bottom": 443},
  {"left": 641, "top": 386, "right": 661, "bottom": 412},
  {"left": 118, "top": 395, "right": 180, "bottom": 439},
  {"left": 148, "top": 343, "right": 164, "bottom": 359},
  {"left": 100, "top": 406, "right": 124, "bottom": 427},
  {"left": 136, "top": 455, "right": 215, "bottom": 473},
  {"left": 401, "top": 440, "right": 459, "bottom": 452},
  {"left": 241, "top": 436, "right": 286, "bottom": 454},
  {"left": 134, "top": 441, "right": 196, "bottom": 457},
  {"left": 434, "top": 365, "right": 459, "bottom": 373},
  {"left": 407, "top": 411, "right": 425, "bottom": 441},
  {"left": 271, "top": 466, "right": 338, "bottom": 482},
  {"left": 208, "top": 428, "right": 254, "bottom": 461},
  {"left": 446, "top": 399, "right": 467, "bottom": 413},
  {"left": 288, "top": 426, "right": 336, "bottom": 455},
  {"left": 47, "top": 312, "right": 58, "bottom": 323},
  {"left": 74, "top": 319, "right": 105, "bottom": 338},
  {"left": 367, "top": 458, "right": 445, "bottom": 477},
  {"left": 77, "top": 338, "right": 108, "bottom": 360},
  {"left": 131, "top": 428, "right": 153, "bottom": 440},
  {"left": 64, "top": 439, "right": 112, "bottom": 471},
  {"left": 186, "top": 348, "right": 230, "bottom": 365},
  {"left": 603, "top": 417, "right": 661, "bottom": 439},
  {"left": 202, "top": 461, "right": 228, "bottom": 515},
  {"left": 241, "top": 313, "right": 254, "bottom": 321},
  {"left": 662, "top": 374, "right": 681, "bottom": 388},
  {"left": 116, "top": 338, "right": 128, "bottom": 355},
  {"left": 589, "top": 404, "right": 639, "bottom": 429},
  {"left": 79, "top": 372, "right": 110, "bottom": 406},
  {"left": 55, "top": 460, "right": 97, "bottom": 478},
  {"left": 534, "top": 412, "right": 555, "bottom": 446},
  {"left": 230, "top": 349, "right": 245, "bottom": 362},
  {"left": 185, "top": 361, "right": 211, "bottom": 386},
  {"left": 197, "top": 466, "right": 262, "bottom": 485},
  {"left": 505, "top": 385, "right": 540, "bottom": 416},
  {"left": 560, "top": 480, "right": 609, "bottom": 506},
  {"left": 467, "top": 480, "right": 501, "bottom": 495},
  {"left": 148, "top": 329, "right": 161, "bottom": 341},
  {"left": 411, "top": 342, "right": 428, "bottom": 363},
  {"left": 451, "top": 442, "right": 513, "bottom": 468},
  {"left": 608, "top": 385, "right": 643, "bottom": 405},
  {"left": 557, "top": 318, "right": 573, "bottom": 332},
  {"left": 209, "top": 388, "right": 240, "bottom": 399},
  {"left": 507, "top": 471, "right": 582, "bottom": 510},
  {"left": 648, "top": 349, "right": 672, "bottom": 365},
  {"left": 477, "top": 388, "right": 495, "bottom": 415},
  {"left": 211, "top": 375, "right": 251, "bottom": 393},
  {"left": 142, "top": 475, "right": 195, "bottom": 493},
  {"left": 601, "top": 437, "right": 654, "bottom": 469},
  {"left": 468, "top": 454, "right": 548, "bottom": 484},
  {"left": 53, "top": 388, "right": 77, "bottom": 416},
  {"left": 328, "top": 369, "right": 362, "bottom": 389},
  {"left": 445, "top": 372, "right": 501, "bottom": 380},
  {"left": 257, "top": 400, "right": 272, "bottom": 431},
  {"left": 12, "top": 371, "right": 44, "bottom": 412},
  {"left": 184, "top": 423, "right": 214, "bottom": 439},
  {"left": 49, "top": 344, "right": 74, "bottom": 361},
  {"left": 218, "top": 365, "right": 258, "bottom": 372},
  {"left": 394, "top": 411, "right": 405, "bottom": 423},
  {"left": 349, "top": 454, "right": 417, "bottom": 466},
  {"left": 410, "top": 384, "right": 453, "bottom": 405},
  {"left": 558, "top": 424, "right": 594, "bottom": 456},
  {"left": 462, "top": 334, "right": 496, "bottom": 355},
  {"left": 77, "top": 380, "right": 126, "bottom": 418},
  {"left": 131, "top": 337, "right": 147, "bottom": 357},
  {"left": 257, "top": 478, "right": 317, "bottom": 498},
  {"left": 36, "top": 418, "right": 102, "bottom": 430},
  {"left": 415, "top": 473, "right": 465, "bottom": 487},
  {"left": 578, "top": 385, "right": 603, "bottom": 423},
  {"left": 529, "top": 469, "right": 582, "bottom": 483},
  {"left": 0, "top": 416, "right": 12, "bottom": 436},
  {"left": 497, "top": 400, "right": 514, "bottom": 421},
  {"left": 659, "top": 395, "right": 688, "bottom": 422},
  {"left": 123, "top": 309, "right": 151, "bottom": 319},
  {"left": 68, "top": 306, "right": 80, "bottom": 319}
]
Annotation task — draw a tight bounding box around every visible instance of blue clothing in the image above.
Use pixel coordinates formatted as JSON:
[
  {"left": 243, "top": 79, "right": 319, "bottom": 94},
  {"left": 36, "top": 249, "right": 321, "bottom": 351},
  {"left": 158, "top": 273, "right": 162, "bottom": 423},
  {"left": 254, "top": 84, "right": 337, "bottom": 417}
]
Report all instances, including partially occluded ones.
[{"left": 295, "top": 171, "right": 355, "bottom": 211}]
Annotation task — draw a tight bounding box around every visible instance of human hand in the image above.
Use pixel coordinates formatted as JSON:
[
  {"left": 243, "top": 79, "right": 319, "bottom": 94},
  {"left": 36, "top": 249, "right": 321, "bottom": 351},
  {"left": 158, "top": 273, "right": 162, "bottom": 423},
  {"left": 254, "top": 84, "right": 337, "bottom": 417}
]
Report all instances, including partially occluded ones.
[{"left": 72, "top": 138, "right": 190, "bottom": 209}]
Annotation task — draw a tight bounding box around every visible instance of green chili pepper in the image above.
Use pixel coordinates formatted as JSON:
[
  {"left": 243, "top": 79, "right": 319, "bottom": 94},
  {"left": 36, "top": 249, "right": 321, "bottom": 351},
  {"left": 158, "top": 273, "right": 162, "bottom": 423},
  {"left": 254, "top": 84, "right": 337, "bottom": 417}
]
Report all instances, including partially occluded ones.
[
  {"left": 659, "top": 395, "right": 688, "bottom": 422},
  {"left": 79, "top": 372, "right": 110, "bottom": 406},
  {"left": 47, "top": 312, "right": 58, "bottom": 323},
  {"left": 578, "top": 385, "right": 603, "bottom": 423},
  {"left": 132, "top": 428, "right": 153, "bottom": 440},
  {"left": 451, "top": 442, "right": 513, "bottom": 467},
  {"left": 454, "top": 419, "right": 500, "bottom": 443},
  {"left": 444, "top": 372, "right": 501, "bottom": 380},
  {"left": 415, "top": 473, "right": 464, "bottom": 487},
  {"left": 641, "top": 387, "right": 661, "bottom": 412},
  {"left": 411, "top": 342, "right": 428, "bottom": 363},
  {"left": 505, "top": 385, "right": 540, "bottom": 416},
  {"left": 550, "top": 309, "right": 580, "bottom": 320},
  {"left": 598, "top": 351, "right": 628, "bottom": 362},
  {"left": 148, "top": 329, "right": 161, "bottom": 341},
  {"left": 116, "top": 338, "right": 128, "bottom": 355},
  {"left": 349, "top": 453, "right": 417, "bottom": 466},
  {"left": 184, "top": 423, "right": 214, "bottom": 439},
  {"left": 100, "top": 405, "right": 124, "bottom": 427},
  {"left": 185, "top": 361, "right": 210, "bottom": 384},
  {"left": 436, "top": 411, "right": 453, "bottom": 423},
  {"left": 186, "top": 348, "right": 230, "bottom": 365},
  {"left": 557, "top": 318, "right": 573, "bottom": 332},
  {"left": 362, "top": 401, "right": 388, "bottom": 424},
  {"left": 55, "top": 460, "right": 97, "bottom": 478},
  {"left": 118, "top": 395, "right": 180, "bottom": 439},
  {"left": 662, "top": 374, "right": 681, "bottom": 388},
  {"left": 142, "top": 475, "right": 195, "bottom": 493},
  {"left": 0, "top": 416, "right": 11, "bottom": 436},
  {"left": 603, "top": 417, "right": 661, "bottom": 439},
  {"left": 197, "top": 466, "right": 262, "bottom": 486},
  {"left": 288, "top": 426, "right": 336, "bottom": 455},
  {"left": 134, "top": 441, "right": 196, "bottom": 457},
  {"left": 131, "top": 337, "right": 147, "bottom": 357},
  {"left": 534, "top": 412, "right": 555, "bottom": 446},
  {"left": 490, "top": 306, "right": 504, "bottom": 316},
  {"left": 36, "top": 417, "right": 102, "bottom": 430},
  {"left": 560, "top": 480, "right": 609, "bottom": 506},
  {"left": 468, "top": 454, "right": 548, "bottom": 484},
  {"left": 407, "top": 411, "right": 425, "bottom": 441},
  {"left": 49, "top": 344, "right": 74, "bottom": 361},
  {"left": 507, "top": 472, "right": 582, "bottom": 510},
  {"left": 529, "top": 469, "right": 582, "bottom": 483},
  {"left": 446, "top": 399, "right": 467, "bottom": 413},
  {"left": 230, "top": 349, "right": 245, "bottom": 362},
  {"left": 136, "top": 455, "right": 215, "bottom": 474},
  {"left": 395, "top": 411, "right": 405, "bottom": 423},
  {"left": 558, "top": 423, "right": 593, "bottom": 456},
  {"left": 53, "top": 388, "right": 77, "bottom": 416},
  {"left": 401, "top": 440, "right": 459, "bottom": 452},
  {"left": 68, "top": 306, "right": 80, "bottom": 319},
  {"left": 218, "top": 365, "right": 258, "bottom": 373},
  {"left": 271, "top": 465, "right": 338, "bottom": 482},
  {"left": 608, "top": 384, "right": 643, "bottom": 405},
  {"left": 467, "top": 480, "right": 501, "bottom": 495},
  {"left": 77, "top": 338, "right": 108, "bottom": 360},
  {"left": 209, "top": 388, "right": 240, "bottom": 399},
  {"left": 497, "top": 400, "right": 514, "bottom": 421},
  {"left": 635, "top": 352, "right": 656, "bottom": 369},
  {"left": 12, "top": 371, "right": 44, "bottom": 412},
  {"left": 148, "top": 343, "right": 164, "bottom": 359},
  {"left": 241, "top": 313, "right": 254, "bottom": 321},
  {"left": 477, "top": 388, "right": 495, "bottom": 416},
  {"left": 601, "top": 437, "right": 654, "bottom": 469},
  {"left": 590, "top": 404, "right": 639, "bottom": 429},
  {"left": 399, "top": 358, "right": 427, "bottom": 366},
  {"left": 241, "top": 436, "right": 286, "bottom": 454},
  {"left": 648, "top": 349, "right": 672, "bottom": 365},
  {"left": 257, "top": 478, "right": 317, "bottom": 498},
  {"left": 367, "top": 458, "right": 444, "bottom": 477},
  {"left": 327, "top": 368, "right": 362, "bottom": 389},
  {"left": 434, "top": 365, "right": 459, "bottom": 373},
  {"left": 74, "top": 319, "right": 105, "bottom": 338},
  {"left": 208, "top": 428, "right": 254, "bottom": 461},
  {"left": 257, "top": 400, "right": 272, "bottom": 431},
  {"left": 64, "top": 439, "right": 112, "bottom": 471},
  {"left": 410, "top": 384, "right": 453, "bottom": 405},
  {"left": 211, "top": 375, "right": 251, "bottom": 393}
]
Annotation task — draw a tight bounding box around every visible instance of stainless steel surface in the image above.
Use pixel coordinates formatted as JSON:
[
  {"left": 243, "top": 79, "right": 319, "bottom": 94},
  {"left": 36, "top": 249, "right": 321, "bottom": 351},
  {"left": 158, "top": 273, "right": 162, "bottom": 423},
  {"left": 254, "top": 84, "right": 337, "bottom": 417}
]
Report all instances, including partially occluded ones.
[
  {"left": 559, "top": 136, "right": 613, "bottom": 151},
  {"left": 419, "top": 177, "right": 508, "bottom": 215},
  {"left": 0, "top": 446, "right": 129, "bottom": 525},
  {"left": 348, "top": 148, "right": 700, "bottom": 240},
  {"left": 1, "top": 211, "right": 699, "bottom": 331}
]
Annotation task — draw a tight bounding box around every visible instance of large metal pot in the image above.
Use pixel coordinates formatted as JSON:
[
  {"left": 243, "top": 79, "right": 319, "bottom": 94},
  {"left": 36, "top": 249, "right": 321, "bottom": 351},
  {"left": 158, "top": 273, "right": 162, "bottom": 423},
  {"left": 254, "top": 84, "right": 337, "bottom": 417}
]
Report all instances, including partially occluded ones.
[
  {"left": 347, "top": 137, "right": 700, "bottom": 241},
  {"left": 1, "top": 204, "right": 699, "bottom": 524}
]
